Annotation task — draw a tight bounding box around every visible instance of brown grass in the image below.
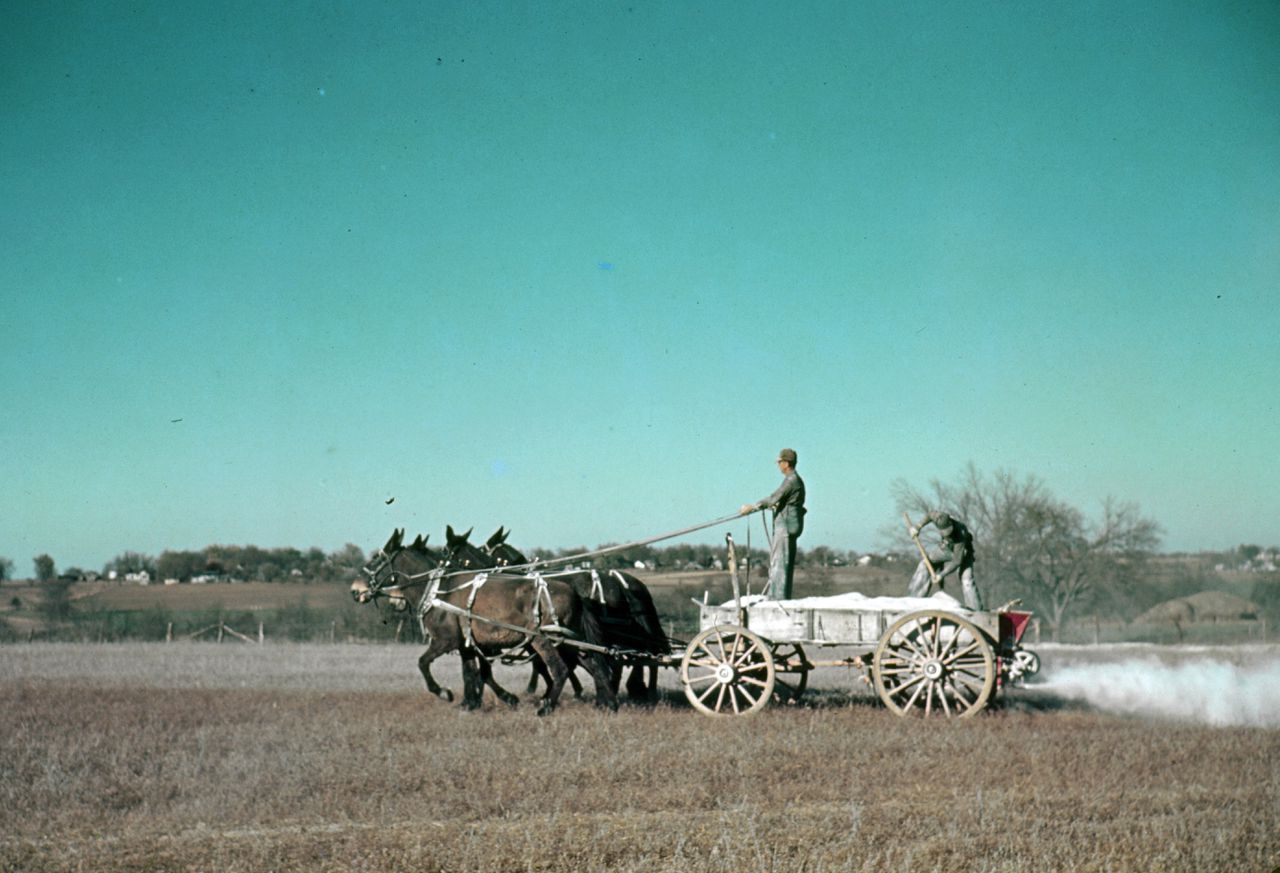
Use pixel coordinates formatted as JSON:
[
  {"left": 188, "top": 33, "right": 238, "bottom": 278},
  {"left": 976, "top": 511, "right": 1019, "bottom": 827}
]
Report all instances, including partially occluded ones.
[
  {"left": 1, "top": 643, "right": 1277, "bottom": 872},
  {"left": 75, "top": 580, "right": 355, "bottom": 613}
]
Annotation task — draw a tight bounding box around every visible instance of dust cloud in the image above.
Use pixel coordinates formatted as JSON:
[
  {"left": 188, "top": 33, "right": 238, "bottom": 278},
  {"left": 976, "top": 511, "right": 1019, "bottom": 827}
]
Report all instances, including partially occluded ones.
[{"left": 1030, "top": 653, "right": 1280, "bottom": 727}]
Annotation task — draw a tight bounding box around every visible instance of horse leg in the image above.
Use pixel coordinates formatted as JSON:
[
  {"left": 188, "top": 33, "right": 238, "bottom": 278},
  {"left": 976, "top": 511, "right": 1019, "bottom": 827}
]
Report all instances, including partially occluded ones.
[
  {"left": 580, "top": 650, "right": 619, "bottom": 712},
  {"left": 528, "top": 637, "right": 570, "bottom": 716},
  {"left": 557, "top": 648, "right": 588, "bottom": 699},
  {"left": 528, "top": 650, "right": 582, "bottom": 699},
  {"left": 418, "top": 641, "right": 455, "bottom": 703},
  {"left": 474, "top": 650, "right": 520, "bottom": 709},
  {"left": 457, "top": 647, "right": 487, "bottom": 710},
  {"left": 625, "top": 664, "right": 650, "bottom": 700}
]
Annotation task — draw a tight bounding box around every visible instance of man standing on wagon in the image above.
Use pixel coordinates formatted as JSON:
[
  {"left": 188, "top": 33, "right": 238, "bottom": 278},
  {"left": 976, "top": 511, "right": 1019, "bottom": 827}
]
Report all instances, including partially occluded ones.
[
  {"left": 907, "top": 510, "right": 985, "bottom": 610},
  {"left": 740, "top": 448, "right": 806, "bottom": 601}
]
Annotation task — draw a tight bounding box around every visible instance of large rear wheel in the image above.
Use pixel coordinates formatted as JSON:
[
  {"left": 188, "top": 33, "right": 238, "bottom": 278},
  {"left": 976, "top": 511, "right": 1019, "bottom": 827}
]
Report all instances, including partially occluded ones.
[
  {"left": 681, "top": 625, "right": 775, "bottom": 716},
  {"left": 872, "top": 610, "right": 995, "bottom": 718}
]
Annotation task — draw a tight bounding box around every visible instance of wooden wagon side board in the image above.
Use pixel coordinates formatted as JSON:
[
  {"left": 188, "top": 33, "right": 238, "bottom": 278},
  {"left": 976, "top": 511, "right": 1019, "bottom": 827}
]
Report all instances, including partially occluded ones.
[{"left": 698, "top": 595, "right": 1003, "bottom": 647}]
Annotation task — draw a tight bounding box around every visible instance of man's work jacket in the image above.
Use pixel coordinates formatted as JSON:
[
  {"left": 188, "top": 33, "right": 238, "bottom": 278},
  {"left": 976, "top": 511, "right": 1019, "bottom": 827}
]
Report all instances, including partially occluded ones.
[{"left": 757, "top": 472, "right": 806, "bottom": 537}]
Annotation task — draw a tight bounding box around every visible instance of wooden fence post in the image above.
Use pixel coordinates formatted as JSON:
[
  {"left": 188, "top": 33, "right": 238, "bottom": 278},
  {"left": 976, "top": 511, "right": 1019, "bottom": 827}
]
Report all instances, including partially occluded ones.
[
  {"left": 258, "top": 621, "right": 264, "bottom": 643},
  {"left": 166, "top": 622, "right": 173, "bottom": 642}
]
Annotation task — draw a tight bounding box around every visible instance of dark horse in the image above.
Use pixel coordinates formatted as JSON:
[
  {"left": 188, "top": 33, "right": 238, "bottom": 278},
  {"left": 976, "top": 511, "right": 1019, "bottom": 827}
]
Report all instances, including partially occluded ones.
[
  {"left": 352, "top": 529, "right": 617, "bottom": 715},
  {"left": 445, "top": 526, "right": 667, "bottom": 700}
]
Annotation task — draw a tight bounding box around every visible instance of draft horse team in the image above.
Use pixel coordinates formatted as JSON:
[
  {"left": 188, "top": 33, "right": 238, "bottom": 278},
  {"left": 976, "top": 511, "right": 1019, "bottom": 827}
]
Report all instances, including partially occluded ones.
[{"left": 351, "top": 527, "right": 665, "bottom": 715}]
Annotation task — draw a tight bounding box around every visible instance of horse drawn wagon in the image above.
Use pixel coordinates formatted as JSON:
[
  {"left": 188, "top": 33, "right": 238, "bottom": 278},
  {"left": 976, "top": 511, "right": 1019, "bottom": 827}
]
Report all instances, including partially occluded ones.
[
  {"left": 352, "top": 525, "right": 1040, "bottom": 719},
  {"left": 683, "top": 590, "right": 1039, "bottom": 718}
]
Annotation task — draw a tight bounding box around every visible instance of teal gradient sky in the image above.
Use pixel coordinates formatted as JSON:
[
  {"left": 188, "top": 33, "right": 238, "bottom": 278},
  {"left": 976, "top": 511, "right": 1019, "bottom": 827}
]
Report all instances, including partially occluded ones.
[{"left": 3, "top": 1, "right": 1278, "bottom": 572}]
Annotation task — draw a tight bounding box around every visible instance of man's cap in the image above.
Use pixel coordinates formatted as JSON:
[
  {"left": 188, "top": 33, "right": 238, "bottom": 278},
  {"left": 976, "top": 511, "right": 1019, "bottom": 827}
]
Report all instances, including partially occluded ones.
[
  {"left": 932, "top": 511, "right": 954, "bottom": 532},
  {"left": 777, "top": 448, "right": 798, "bottom": 464}
]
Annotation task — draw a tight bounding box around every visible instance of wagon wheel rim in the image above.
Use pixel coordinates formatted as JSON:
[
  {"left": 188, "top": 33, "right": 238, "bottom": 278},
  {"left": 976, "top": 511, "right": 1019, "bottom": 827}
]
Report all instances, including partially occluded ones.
[
  {"left": 872, "top": 610, "right": 994, "bottom": 718},
  {"left": 769, "top": 642, "right": 809, "bottom": 704},
  {"left": 681, "top": 625, "right": 776, "bottom": 716}
]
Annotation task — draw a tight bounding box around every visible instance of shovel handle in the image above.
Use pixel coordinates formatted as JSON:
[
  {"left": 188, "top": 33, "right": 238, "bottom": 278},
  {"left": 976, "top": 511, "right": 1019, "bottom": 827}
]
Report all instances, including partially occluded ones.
[{"left": 903, "top": 512, "right": 940, "bottom": 592}]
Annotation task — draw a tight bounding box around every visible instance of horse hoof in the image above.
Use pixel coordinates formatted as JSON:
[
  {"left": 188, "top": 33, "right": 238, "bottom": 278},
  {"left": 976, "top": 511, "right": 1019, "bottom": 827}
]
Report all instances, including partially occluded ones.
[
  {"left": 438, "top": 690, "right": 454, "bottom": 703},
  {"left": 536, "top": 703, "right": 555, "bottom": 717}
]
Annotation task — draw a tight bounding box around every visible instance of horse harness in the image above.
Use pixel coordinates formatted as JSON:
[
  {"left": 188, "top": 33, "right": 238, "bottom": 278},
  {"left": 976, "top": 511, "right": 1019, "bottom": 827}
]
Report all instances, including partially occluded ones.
[{"left": 419, "top": 571, "right": 568, "bottom": 657}]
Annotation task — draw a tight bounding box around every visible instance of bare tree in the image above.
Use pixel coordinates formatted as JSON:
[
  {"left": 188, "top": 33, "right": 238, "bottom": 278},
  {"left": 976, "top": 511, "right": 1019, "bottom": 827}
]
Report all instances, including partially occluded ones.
[{"left": 890, "top": 464, "right": 1161, "bottom": 638}]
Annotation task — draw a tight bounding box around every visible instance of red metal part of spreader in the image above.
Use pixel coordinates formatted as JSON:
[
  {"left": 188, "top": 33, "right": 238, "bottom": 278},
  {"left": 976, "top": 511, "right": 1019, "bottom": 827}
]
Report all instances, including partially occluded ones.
[{"left": 999, "top": 610, "right": 1033, "bottom": 645}]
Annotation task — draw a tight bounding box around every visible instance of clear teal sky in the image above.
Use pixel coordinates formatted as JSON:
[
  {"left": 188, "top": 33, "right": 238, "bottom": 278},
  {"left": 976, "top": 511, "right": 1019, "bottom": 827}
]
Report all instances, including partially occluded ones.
[{"left": 3, "top": 1, "right": 1278, "bottom": 572}]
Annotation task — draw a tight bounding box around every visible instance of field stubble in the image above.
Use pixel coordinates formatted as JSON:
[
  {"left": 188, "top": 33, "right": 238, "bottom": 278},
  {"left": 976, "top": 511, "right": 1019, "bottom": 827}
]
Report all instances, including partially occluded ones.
[{"left": 1, "top": 642, "right": 1277, "bottom": 872}]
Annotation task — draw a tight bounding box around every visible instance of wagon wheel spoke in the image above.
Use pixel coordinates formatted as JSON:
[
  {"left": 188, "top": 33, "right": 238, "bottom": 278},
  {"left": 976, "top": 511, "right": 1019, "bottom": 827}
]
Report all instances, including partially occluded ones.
[
  {"left": 685, "top": 658, "right": 721, "bottom": 670},
  {"left": 736, "top": 684, "right": 762, "bottom": 710},
  {"left": 943, "top": 640, "right": 981, "bottom": 664},
  {"left": 948, "top": 679, "right": 976, "bottom": 710},
  {"left": 696, "top": 682, "right": 720, "bottom": 705},
  {"left": 885, "top": 672, "right": 926, "bottom": 698},
  {"left": 951, "top": 660, "right": 989, "bottom": 680},
  {"left": 930, "top": 616, "right": 945, "bottom": 657},
  {"left": 937, "top": 680, "right": 953, "bottom": 717},
  {"left": 732, "top": 641, "right": 763, "bottom": 668},
  {"left": 938, "top": 627, "right": 963, "bottom": 660},
  {"left": 903, "top": 679, "right": 927, "bottom": 712},
  {"left": 897, "top": 631, "right": 931, "bottom": 661}
]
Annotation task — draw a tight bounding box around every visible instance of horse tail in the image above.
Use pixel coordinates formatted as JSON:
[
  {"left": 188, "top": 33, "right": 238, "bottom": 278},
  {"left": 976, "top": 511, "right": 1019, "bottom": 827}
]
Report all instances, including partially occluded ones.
[
  {"left": 576, "top": 593, "right": 608, "bottom": 652},
  {"left": 572, "top": 591, "right": 621, "bottom": 711},
  {"left": 618, "top": 572, "right": 665, "bottom": 653}
]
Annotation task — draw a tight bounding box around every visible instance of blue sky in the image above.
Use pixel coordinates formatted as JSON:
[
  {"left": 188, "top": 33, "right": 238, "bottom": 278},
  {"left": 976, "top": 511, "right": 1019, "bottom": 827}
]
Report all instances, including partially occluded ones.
[{"left": 3, "top": 1, "right": 1278, "bottom": 572}]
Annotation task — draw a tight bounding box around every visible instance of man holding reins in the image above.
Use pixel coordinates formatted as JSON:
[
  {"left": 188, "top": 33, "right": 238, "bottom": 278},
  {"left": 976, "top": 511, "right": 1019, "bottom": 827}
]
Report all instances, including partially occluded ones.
[{"left": 740, "top": 448, "right": 806, "bottom": 600}]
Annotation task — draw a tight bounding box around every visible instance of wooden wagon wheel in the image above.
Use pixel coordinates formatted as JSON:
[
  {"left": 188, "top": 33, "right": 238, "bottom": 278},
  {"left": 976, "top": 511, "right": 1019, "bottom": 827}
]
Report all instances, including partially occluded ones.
[
  {"left": 769, "top": 642, "right": 810, "bottom": 704},
  {"left": 681, "top": 625, "right": 775, "bottom": 716},
  {"left": 872, "top": 610, "right": 995, "bottom": 718}
]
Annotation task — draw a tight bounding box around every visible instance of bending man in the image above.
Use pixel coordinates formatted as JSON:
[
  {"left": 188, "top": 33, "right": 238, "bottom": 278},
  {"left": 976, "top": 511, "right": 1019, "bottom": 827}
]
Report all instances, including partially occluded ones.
[
  {"left": 907, "top": 510, "right": 984, "bottom": 610},
  {"left": 740, "top": 448, "right": 806, "bottom": 600}
]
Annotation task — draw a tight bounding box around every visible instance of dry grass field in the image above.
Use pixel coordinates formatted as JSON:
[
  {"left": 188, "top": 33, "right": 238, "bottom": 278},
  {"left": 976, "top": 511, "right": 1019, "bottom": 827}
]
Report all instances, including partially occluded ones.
[{"left": 2, "top": 642, "right": 1278, "bottom": 872}]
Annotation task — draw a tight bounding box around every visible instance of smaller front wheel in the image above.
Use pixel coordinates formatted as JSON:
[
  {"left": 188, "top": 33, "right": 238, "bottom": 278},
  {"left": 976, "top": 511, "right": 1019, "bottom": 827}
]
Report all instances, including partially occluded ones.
[{"left": 681, "top": 625, "right": 775, "bottom": 716}]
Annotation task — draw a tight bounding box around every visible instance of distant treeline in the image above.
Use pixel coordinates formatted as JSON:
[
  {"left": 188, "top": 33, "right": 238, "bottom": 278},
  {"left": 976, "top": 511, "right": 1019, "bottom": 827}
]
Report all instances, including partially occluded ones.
[
  {"left": 7, "top": 541, "right": 1279, "bottom": 588},
  {"left": 8, "top": 541, "right": 887, "bottom": 585}
]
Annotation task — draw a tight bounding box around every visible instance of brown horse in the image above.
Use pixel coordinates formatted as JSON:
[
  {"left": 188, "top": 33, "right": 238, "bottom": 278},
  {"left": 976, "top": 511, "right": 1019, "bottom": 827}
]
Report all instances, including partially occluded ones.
[
  {"left": 354, "top": 529, "right": 617, "bottom": 715},
  {"left": 447, "top": 526, "right": 668, "bottom": 700}
]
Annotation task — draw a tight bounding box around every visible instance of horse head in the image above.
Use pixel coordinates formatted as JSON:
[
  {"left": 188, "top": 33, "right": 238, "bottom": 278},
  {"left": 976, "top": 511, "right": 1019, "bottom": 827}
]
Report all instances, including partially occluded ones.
[
  {"left": 356, "top": 527, "right": 442, "bottom": 601},
  {"left": 484, "top": 526, "right": 529, "bottom": 568},
  {"left": 444, "top": 525, "right": 492, "bottom": 571}
]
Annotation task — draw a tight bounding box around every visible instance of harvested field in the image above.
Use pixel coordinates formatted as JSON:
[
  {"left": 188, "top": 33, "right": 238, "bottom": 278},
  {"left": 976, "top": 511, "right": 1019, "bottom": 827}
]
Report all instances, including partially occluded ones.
[{"left": 1, "top": 642, "right": 1277, "bottom": 872}]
